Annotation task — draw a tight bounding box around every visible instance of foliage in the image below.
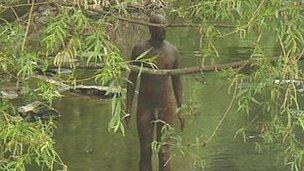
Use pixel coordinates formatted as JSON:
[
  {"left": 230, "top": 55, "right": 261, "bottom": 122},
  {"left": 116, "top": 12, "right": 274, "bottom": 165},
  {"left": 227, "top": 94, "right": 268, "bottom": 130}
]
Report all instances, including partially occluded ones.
[
  {"left": 36, "top": 81, "right": 62, "bottom": 107},
  {"left": 0, "top": 1, "right": 131, "bottom": 169},
  {"left": 151, "top": 122, "right": 206, "bottom": 169},
  {"left": 0, "top": 101, "right": 66, "bottom": 171},
  {"left": 0, "top": 0, "right": 304, "bottom": 170},
  {"left": 181, "top": 82, "right": 202, "bottom": 116},
  {"left": 171, "top": 0, "right": 304, "bottom": 170}
]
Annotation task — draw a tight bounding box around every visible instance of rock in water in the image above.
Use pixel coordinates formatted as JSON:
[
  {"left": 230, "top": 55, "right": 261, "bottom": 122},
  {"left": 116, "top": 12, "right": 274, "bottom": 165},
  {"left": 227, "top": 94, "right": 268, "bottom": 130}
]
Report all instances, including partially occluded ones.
[
  {"left": 18, "top": 101, "right": 60, "bottom": 122},
  {"left": 47, "top": 68, "right": 72, "bottom": 75}
]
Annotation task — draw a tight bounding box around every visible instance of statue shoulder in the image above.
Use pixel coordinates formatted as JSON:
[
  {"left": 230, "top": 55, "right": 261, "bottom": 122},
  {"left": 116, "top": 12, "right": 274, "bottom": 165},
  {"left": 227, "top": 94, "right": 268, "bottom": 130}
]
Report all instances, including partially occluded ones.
[
  {"left": 163, "top": 41, "right": 179, "bottom": 56},
  {"left": 131, "top": 41, "right": 150, "bottom": 59},
  {"left": 164, "top": 40, "right": 178, "bottom": 51}
]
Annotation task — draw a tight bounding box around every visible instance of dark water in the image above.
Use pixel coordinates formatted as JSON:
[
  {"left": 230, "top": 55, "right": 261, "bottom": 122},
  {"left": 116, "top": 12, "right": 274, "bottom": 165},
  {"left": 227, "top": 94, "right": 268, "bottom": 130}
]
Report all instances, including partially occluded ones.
[{"left": 50, "top": 25, "right": 288, "bottom": 171}]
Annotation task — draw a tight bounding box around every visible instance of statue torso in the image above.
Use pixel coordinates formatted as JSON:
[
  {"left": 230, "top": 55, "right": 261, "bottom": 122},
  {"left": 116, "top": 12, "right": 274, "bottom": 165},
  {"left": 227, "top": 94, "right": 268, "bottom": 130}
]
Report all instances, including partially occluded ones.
[{"left": 132, "top": 40, "right": 177, "bottom": 108}]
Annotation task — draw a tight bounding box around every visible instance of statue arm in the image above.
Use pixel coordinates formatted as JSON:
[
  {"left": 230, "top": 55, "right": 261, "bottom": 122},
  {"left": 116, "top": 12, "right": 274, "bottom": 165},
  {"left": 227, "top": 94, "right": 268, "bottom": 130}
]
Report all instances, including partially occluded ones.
[
  {"left": 172, "top": 52, "right": 183, "bottom": 108},
  {"left": 172, "top": 50, "right": 184, "bottom": 131},
  {"left": 126, "top": 45, "right": 141, "bottom": 127}
]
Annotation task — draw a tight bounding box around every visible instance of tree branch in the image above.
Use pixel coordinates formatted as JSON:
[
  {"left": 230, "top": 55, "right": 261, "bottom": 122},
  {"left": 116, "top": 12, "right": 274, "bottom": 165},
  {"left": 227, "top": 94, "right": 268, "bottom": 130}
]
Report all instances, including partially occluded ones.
[
  {"left": 58, "top": 2, "right": 235, "bottom": 28},
  {"left": 52, "top": 59, "right": 249, "bottom": 74},
  {"left": 111, "top": 15, "right": 234, "bottom": 28},
  {"left": 130, "top": 54, "right": 304, "bottom": 75},
  {"left": 1, "top": 1, "right": 235, "bottom": 28},
  {"left": 55, "top": 54, "right": 304, "bottom": 76},
  {"left": 130, "top": 59, "right": 251, "bottom": 75}
]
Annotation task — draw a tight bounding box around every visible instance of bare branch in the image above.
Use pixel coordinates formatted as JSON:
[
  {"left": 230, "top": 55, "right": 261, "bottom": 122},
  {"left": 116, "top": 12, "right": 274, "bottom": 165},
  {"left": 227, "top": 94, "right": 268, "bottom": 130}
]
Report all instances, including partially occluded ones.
[
  {"left": 55, "top": 54, "right": 304, "bottom": 76},
  {"left": 58, "top": 2, "right": 235, "bottom": 28}
]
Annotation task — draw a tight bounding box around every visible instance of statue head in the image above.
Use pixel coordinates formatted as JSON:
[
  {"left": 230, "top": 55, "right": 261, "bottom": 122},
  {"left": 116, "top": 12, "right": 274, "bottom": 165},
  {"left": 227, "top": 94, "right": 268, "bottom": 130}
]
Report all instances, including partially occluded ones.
[{"left": 149, "top": 14, "right": 166, "bottom": 42}]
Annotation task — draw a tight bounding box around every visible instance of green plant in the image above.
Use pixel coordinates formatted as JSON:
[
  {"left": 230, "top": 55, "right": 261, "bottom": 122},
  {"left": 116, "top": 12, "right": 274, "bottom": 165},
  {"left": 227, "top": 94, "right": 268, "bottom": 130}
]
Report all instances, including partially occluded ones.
[{"left": 0, "top": 101, "right": 66, "bottom": 171}]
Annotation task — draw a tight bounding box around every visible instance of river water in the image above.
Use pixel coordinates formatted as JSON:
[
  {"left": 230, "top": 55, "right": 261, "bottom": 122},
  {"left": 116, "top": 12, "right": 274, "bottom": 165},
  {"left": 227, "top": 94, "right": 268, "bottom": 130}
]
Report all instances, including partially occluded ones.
[{"left": 47, "top": 24, "right": 288, "bottom": 171}]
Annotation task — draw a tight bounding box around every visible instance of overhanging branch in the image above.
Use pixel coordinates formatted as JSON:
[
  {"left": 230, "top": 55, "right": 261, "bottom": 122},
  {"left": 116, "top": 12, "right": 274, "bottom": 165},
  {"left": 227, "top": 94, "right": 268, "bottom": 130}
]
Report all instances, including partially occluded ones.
[
  {"left": 130, "top": 59, "right": 251, "bottom": 75},
  {"left": 130, "top": 54, "right": 303, "bottom": 75},
  {"left": 110, "top": 15, "right": 235, "bottom": 28},
  {"left": 55, "top": 54, "right": 303, "bottom": 76},
  {"left": 57, "top": 2, "right": 235, "bottom": 28}
]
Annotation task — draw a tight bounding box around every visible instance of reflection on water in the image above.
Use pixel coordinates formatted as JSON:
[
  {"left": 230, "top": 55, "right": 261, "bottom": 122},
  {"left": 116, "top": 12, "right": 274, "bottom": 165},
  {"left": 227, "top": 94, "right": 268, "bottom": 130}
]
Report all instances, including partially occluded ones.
[{"left": 45, "top": 26, "right": 288, "bottom": 171}]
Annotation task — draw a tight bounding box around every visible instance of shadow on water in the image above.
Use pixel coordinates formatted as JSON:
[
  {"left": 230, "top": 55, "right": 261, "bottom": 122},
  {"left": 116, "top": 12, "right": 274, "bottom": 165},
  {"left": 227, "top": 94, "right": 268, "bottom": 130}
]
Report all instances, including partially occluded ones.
[{"left": 30, "top": 25, "right": 289, "bottom": 171}]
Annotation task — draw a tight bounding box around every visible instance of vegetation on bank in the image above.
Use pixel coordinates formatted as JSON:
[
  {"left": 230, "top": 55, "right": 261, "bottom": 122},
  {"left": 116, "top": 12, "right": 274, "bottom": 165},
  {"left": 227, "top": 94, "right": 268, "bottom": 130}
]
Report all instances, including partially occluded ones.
[{"left": 0, "top": 0, "right": 303, "bottom": 170}]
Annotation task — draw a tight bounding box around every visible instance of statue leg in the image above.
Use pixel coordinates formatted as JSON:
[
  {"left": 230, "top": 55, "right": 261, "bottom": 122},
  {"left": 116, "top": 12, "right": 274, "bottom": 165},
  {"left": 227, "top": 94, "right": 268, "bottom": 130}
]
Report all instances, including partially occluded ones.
[
  {"left": 137, "top": 106, "right": 154, "bottom": 171},
  {"left": 157, "top": 106, "right": 173, "bottom": 171}
]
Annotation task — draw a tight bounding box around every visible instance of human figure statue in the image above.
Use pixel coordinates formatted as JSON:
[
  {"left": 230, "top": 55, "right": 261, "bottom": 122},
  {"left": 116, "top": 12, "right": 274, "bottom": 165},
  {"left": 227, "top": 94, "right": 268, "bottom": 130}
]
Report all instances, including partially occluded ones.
[{"left": 126, "top": 14, "right": 183, "bottom": 171}]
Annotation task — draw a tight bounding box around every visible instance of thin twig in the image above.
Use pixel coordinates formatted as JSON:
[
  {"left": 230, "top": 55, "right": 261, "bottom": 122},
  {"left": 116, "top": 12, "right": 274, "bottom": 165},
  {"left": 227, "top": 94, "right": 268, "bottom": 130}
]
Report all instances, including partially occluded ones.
[
  {"left": 245, "top": 0, "right": 266, "bottom": 28},
  {"left": 10, "top": 7, "right": 21, "bottom": 21},
  {"left": 204, "top": 94, "right": 236, "bottom": 145},
  {"left": 21, "top": 0, "right": 35, "bottom": 52},
  {"left": 222, "top": 0, "right": 266, "bottom": 37},
  {"left": 244, "top": 113, "right": 262, "bottom": 130}
]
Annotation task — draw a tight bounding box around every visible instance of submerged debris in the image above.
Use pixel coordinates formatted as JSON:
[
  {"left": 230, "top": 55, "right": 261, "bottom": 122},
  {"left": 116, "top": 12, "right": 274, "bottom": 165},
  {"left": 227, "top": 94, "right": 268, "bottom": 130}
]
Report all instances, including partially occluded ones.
[
  {"left": 69, "top": 85, "right": 121, "bottom": 99},
  {"left": 34, "top": 75, "right": 124, "bottom": 99},
  {"left": 0, "top": 90, "right": 19, "bottom": 99},
  {"left": 274, "top": 79, "right": 304, "bottom": 93},
  {"left": 18, "top": 101, "right": 60, "bottom": 122}
]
